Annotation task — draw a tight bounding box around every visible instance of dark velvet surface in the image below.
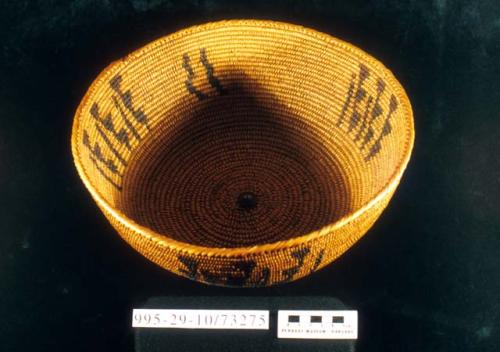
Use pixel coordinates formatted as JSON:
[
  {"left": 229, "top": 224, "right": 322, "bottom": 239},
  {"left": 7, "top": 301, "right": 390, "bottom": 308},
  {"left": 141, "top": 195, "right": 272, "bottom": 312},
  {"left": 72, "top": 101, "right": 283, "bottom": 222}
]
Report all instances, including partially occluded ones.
[{"left": 0, "top": 1, "right": 499, "bottom": 351}]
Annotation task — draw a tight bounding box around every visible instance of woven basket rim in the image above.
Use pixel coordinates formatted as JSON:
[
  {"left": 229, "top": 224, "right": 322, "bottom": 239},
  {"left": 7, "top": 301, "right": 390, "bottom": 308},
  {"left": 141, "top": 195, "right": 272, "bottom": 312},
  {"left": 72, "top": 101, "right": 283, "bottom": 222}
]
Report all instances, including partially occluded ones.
[{"left": 71, "top": 19, "right": 415, "bottom": 258}]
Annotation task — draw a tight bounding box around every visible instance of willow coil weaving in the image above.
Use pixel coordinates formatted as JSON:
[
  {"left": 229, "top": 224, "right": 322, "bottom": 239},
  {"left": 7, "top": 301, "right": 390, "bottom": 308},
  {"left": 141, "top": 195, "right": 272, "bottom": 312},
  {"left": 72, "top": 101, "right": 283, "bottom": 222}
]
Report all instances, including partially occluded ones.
[{"left": 71, "top": 20, "right": 414, "bottom": 287}]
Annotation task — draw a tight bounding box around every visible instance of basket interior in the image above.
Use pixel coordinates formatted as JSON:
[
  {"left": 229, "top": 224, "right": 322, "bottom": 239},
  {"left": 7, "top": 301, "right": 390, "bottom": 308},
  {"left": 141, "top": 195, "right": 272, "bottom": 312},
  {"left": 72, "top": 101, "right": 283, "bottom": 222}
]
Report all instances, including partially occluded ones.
[{"left": 74, "top": 22, "right": 412, "bottom": 248}]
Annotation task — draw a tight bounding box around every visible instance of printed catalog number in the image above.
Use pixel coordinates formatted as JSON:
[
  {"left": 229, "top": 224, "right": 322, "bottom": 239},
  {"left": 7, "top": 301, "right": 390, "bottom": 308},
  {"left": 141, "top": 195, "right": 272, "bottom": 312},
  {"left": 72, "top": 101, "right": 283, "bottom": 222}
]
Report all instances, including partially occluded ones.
[{"left": 132, "top": 309, "right": 269, "bottom": 329}]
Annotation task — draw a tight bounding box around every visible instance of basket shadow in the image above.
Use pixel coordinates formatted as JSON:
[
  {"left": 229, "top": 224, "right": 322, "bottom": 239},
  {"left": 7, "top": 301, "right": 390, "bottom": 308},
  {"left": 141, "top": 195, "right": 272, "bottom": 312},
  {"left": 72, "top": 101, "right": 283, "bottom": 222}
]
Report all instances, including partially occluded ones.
[{"left": 117, "top": 69, "right": 353, "bottom": 248}]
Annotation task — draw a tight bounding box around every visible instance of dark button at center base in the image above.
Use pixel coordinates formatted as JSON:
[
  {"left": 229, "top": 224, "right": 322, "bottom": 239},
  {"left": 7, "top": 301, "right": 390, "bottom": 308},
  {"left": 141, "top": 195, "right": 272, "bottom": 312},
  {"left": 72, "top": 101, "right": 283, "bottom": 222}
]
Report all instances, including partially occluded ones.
[{"left": 236, "top": 192, "right": 258, "bottom": 211}]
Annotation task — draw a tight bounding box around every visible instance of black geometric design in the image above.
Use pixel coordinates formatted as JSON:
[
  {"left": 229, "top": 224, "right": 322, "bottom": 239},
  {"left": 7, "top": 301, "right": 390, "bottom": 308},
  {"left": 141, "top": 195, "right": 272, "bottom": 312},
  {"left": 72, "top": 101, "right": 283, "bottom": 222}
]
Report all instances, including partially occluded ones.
[
  {"left": 199, "top": 48, "right": 226, "bottom": 96},
  {"left": 111, "top": 96, "right": 142, "bottom": 142},
  {"left": 88, "top": 156, "right": 122, "bottom": 191},
  {"left": 200, "top": 269, "right": 220, "bottom": 284},
  {"left": 84, "top": 74, "right": 152, "bottom": 191},
  {"left": 365, "top": 94, "right": 398, "bottom": 161},
  {"left": 256, "top": 267, "right": 270, "bottom": 287},
  {"left": 182, "top": 53, "right": 208, "bottom": 101},
  {"left": 337, "top": 73, "right": 356, "bottom": 128},
  {"left": 90, "top": 102, "right": 131, "bottom": 150},
  {"left": 94, "top": 124, "right": 128, "bottom": 166},
  {"left": 348, "top": 64, "right": 369, "bottom": 132},
  {"left": 109, "top": 74, "right": 150, "bottom": 130},
  {"left": 226, "top": 260, "right": 257, "bottom": 287},
  {"left": 360, "top": 78, "right": 386, "bottom": 149},
  {"left": 310, "top": 248, "right": 325, "bottom": 273},
  {"left": 280, "top": 247, "right": 311, "bottom": 283},
  {"left": 82, "top": 130, "right": 124, "bottom": 175},
  {"left": 178, "top": 254, "right": 199, "bottom": 280},
  {"left": 182, "top": 48, "right": 225, "bottom": 100},
  {"left": 336, "top": 64, "right": 399, "bottom": 162}
]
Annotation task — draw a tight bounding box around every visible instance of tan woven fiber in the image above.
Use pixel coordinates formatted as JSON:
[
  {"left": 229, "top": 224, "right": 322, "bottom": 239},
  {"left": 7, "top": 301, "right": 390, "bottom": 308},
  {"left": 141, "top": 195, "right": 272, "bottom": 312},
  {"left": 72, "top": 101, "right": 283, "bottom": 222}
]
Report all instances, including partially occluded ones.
[{"left": 71, "top": 19, "right": 414, "bottom": 287}]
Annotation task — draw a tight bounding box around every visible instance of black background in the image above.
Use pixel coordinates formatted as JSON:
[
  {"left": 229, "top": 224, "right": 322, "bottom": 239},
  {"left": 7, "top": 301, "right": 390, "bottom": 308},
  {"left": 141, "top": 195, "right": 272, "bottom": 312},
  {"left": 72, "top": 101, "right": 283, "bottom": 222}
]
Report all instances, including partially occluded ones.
[{"left": 1, "top": 1, "right": 499, "bottom": 351}]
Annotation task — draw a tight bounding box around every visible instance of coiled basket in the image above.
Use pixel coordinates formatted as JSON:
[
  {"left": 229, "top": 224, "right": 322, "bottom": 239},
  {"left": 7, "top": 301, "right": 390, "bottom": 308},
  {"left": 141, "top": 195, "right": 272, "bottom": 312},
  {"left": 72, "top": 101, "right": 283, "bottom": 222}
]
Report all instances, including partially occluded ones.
[{"left": 72, "top": 20, "right": 414, "bottom": 287}]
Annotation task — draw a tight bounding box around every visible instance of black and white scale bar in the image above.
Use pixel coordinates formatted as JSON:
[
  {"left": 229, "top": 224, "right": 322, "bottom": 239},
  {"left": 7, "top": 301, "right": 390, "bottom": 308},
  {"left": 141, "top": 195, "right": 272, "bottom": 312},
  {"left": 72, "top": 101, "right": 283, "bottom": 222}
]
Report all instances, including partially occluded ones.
[{"left": 277, "top": 310, "right": 357, "bottom": 339}]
